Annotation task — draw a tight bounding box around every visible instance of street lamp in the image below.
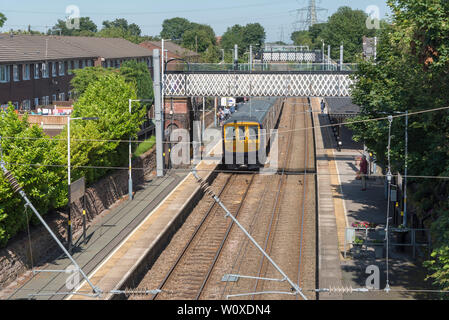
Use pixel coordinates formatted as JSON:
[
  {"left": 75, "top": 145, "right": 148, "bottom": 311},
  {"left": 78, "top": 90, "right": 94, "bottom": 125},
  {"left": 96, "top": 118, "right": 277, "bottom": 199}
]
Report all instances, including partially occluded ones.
[
  {"left": 321, "top": 40, "right": 325, "bottom": 69},
  {"left": 376, "top": 110, "right": 409, "bottom": 227},
  {"left": 67, "top": 116, "right": 99, "bottom": 251}
]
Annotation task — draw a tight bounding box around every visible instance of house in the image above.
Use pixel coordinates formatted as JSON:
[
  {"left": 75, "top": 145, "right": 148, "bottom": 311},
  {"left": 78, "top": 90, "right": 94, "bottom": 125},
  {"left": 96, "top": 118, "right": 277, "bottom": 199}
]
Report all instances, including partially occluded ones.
[
  {"left": 0, "top": 34, "right": 153, "bottom": 111},
  {"left": 139, "top": 40, "right": 200, "bottom": 67}
]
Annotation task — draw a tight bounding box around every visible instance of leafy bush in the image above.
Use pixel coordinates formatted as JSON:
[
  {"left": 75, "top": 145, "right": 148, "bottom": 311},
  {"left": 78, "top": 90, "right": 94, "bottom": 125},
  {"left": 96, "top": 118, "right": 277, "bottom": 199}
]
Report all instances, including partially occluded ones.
[
  {"left": 57, "top": 73, "right": 145, "bottom": 184},
  {"left": 134, "top": 136, "right": 156, "bottom": 157},
  {"left": 0, "top": 105, "right": 66, "bottom": 247}
]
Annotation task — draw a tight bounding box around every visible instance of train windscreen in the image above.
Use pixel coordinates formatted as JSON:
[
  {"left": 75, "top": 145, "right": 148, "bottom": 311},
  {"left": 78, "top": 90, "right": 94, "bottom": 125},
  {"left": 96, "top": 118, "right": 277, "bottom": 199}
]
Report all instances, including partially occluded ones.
[{"left": 225, "top": 126, "right": 235, "bottom": 140}]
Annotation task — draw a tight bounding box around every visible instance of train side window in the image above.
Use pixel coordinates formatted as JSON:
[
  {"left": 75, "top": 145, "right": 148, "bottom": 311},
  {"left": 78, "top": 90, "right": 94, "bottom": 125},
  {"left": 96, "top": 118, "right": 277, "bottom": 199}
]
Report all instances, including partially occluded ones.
[
  {"left": 225, "top": 126, "right": 235, "bottom": 140},
  {"left": 248, "top": 126, "right": 259, "bottom": 140},
  {"left": 238, "top": 126, "right": 246, "bottom": 141}
]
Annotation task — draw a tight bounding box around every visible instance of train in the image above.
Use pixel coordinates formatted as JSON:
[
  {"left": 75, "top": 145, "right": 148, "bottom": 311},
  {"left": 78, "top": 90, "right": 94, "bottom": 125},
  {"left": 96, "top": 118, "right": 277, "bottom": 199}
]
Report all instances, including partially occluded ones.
[{"left": 222, "top": 97, "right": 284, "bottom": 170}]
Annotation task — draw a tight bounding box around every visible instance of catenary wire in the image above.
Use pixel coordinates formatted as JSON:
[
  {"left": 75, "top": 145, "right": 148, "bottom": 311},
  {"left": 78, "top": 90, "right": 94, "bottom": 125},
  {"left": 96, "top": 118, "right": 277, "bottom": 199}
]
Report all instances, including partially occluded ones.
[{"left": 1, "top": 104, "right": 448, "bottom": 144}]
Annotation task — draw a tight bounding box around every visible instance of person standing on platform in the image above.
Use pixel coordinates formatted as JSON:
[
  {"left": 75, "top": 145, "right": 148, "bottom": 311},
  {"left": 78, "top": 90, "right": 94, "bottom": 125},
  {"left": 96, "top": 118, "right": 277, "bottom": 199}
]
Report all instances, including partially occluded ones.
[{"left": 360, "top": 155, "right": 368, "bottom": 191}]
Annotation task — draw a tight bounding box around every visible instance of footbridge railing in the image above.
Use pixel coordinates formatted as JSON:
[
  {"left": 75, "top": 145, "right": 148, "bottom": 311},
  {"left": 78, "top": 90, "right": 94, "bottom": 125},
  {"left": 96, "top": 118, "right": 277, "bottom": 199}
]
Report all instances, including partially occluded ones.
[{"left": 164, "top": 69, "right": 356, "bottom": 97}]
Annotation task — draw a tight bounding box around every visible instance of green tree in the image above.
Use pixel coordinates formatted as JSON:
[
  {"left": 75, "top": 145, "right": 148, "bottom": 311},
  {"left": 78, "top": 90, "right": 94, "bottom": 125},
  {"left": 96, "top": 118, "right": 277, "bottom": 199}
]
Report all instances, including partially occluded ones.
[
  {"left": 221, "top": 23, "right": 266, "bottom": 55},
  {"left": 70, "top": 66, "right": 115, "bottom": 99},
  {"left": 242, "top": 23, "right": 265, "bottom": 50},
  {"left": 0, "top": 105, "right": 66, "bottom": 247},
  {"left": 120, "top": 60, "right": 154, "bottom": 101},
  {"left": 320, "top": 7, "right": 376, "bottom": 62},
  {"left": 102, "top": 18, "right": 141, "bottom": 36},
  {"left": 291, "top": 30, "right": 313, "bottom": 48},
  {"left": 348, "top": 0, "right": 449, "bottom": 291},
  {"left": 59, "top": 74, "right": 145, "bottom": 183},
  {"left": 48, "top": 17, "right": 97, "bottom": 36},
  {"left": 160, "top": 17, "right": 191, "bottom": 42},
  {"left": 0, "top": 12, "right": 6, "bottom": 28},
  {"left": 99, "top": 18, "right": 142, "bottom": 43},
  {"left": 182, "top": 26, "right": 216, "bottom": 53}
]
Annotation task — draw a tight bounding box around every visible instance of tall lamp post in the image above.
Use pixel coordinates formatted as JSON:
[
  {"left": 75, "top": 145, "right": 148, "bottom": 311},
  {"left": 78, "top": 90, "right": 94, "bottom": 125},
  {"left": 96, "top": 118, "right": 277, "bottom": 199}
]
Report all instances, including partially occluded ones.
[
  {"left": 321, "top": 40, "right": 325, "bottom": 69},
  {"left": 67, "top": 116, "right": 99, "bottom": 251},
  {"left": 377, "top": 110, "right": 409, "bottom": 226},
  {"left": 128, "top": 99, "right": 153, "bottom": 201}
]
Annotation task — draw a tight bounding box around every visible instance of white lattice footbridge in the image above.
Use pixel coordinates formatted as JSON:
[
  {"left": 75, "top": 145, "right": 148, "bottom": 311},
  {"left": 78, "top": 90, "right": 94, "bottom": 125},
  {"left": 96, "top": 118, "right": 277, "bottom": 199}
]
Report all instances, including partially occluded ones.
[{"left": 164, "top": 72, "right": 354, "bottom": 97}]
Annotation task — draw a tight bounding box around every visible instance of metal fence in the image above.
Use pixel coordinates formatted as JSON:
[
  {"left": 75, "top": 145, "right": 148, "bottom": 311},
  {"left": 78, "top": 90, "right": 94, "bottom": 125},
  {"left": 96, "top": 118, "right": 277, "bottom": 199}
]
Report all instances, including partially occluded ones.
[{"left": 344, "top": 227, "right": 431, "bottom": 259}]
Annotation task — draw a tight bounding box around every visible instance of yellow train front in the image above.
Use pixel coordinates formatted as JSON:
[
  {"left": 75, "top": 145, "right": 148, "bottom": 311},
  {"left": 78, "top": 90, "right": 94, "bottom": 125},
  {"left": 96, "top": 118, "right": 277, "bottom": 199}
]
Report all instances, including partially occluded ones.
[{"left": 222, "top": 98, "right": 283, "bottom": 170}]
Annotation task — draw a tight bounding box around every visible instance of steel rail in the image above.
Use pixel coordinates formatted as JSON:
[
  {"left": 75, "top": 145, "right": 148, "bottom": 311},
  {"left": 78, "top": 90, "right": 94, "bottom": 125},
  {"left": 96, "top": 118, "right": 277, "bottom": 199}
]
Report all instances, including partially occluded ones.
[
  {"left": 151, "top": 173, "right": 235, "bottom": 300},
  {"left": 296, "top": 97, "right": 310, "bottom": 299},
  {"left": 251, "top": 97, "right": 298, "bottom": 298},
  {"left": 195, "top": 174, "right": 256, "bottom": 300},
  {"left": 220, "top": 162, "right": 274, "bottom": 299}
]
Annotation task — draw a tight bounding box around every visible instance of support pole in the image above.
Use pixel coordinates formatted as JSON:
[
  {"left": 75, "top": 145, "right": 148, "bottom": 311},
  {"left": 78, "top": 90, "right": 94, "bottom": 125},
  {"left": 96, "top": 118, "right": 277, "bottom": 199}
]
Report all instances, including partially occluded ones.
[
  {"left": 327, "top": 45, "right": 330, "bottom": 70},
  {"left": 214, "top": 97, "right": 218, "bottom": 127},
  {"left": 67, "top": 117, "right": 72, "bottom": 251},
  {"left": 374, "top": 36, "right": 377, "bottom": 62},
  {"left": 234, "top": 44, "right": 238, "bottom": 70},
  {"left": 403, "top": 110, "right": 408, "bottom": 226},
  {"left": 153, "top": 49, "right": 164, "bottom": 177},
  {"left": 202, "top": 97, "right": 205, "bottom": 137},
  {"left": 339, "top": 44, "right": 344, "bottom": 71},
  {"left": 128, "top": 99, "right": 133, "bottom": 200},
  {"left": 249, "top": 45, "right": 253, "bottom": 71}
]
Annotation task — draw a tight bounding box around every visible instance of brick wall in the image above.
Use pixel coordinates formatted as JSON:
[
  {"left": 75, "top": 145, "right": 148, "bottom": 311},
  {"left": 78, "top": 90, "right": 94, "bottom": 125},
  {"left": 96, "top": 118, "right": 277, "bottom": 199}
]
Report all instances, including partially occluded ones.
[{"left": 0, "top": 146, "right": 156, "bottom": 290}]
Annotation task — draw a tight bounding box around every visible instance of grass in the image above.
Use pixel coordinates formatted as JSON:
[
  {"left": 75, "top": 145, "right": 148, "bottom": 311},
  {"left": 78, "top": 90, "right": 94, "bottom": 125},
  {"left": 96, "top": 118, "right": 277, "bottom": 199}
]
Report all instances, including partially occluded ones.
[{"left": 133, "top": 136, "right": 156, "bottom": 157}]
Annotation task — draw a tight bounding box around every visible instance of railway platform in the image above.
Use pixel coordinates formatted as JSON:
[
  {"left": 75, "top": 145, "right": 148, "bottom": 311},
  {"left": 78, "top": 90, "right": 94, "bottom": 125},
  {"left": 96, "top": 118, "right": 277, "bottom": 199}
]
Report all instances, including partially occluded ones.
[
  {"left": 67, "top": 143, "right": 222, "bottom": 300},
  {"left": 1, "top": 171, "right": 187, "bottom": 300}
]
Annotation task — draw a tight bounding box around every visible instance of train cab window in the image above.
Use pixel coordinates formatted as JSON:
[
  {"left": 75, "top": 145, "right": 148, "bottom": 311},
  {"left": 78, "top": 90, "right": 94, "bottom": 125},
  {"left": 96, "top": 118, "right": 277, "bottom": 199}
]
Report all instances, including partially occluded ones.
[
  {"left": 238, "top": 126, "right": 246, "bottom": 141},
  {"left": 248, "top": 126, "right": 259, "bottom": 140},
  {"left": 225, "top": 126, "right": 235, "bottom": 140}
]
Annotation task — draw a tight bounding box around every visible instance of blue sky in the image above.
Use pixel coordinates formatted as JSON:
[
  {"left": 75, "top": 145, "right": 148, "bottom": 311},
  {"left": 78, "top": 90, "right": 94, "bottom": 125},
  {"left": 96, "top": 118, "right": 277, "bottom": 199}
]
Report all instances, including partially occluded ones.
[{"left": 0, "top": 0, "right": 391, "bottom": 42}]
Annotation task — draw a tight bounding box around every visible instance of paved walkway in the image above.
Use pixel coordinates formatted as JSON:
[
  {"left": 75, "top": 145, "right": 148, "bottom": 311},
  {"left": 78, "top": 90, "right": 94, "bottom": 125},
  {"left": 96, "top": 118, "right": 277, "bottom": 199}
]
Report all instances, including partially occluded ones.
[
  {"left": 321, "top": 115, "right": 436, "bottom": 300},
  {"left": 1, "top": 171, "right": 186, "bottom": 300},
  {"left": 311, "top": 98, "right": 343, "bottom": 300}
]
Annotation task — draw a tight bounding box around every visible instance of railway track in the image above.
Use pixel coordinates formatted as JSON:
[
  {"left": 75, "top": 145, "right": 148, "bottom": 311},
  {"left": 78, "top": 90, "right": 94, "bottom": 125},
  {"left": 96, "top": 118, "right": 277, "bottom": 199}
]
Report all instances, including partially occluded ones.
[
  {"left": 152, "top": 173, "right": 255, "bottom": 300},
  {"left": 219, "top": 97, "right": 315, "bottom": 300},
  {"left": 131, "top": 97, "right": 316, "bottom": 300}
]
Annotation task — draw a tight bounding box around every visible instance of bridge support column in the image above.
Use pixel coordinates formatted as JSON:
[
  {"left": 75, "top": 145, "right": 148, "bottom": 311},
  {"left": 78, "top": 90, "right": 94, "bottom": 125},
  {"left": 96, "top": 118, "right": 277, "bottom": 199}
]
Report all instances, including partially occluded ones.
[{"left": 153, "top": 49, "right": 164, "bottom": 177}]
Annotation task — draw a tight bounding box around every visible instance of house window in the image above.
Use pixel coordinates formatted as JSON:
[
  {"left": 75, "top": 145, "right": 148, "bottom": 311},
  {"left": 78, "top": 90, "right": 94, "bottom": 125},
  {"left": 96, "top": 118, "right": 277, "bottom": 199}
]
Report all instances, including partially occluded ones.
[
  {"left": 59, "top": 92, "right": 65, "bottom": 101},
  {"left": 34, "top": 98, "right": 39, "bottom": 107},
  {"left": 58, "top": 61, "right": 65, "bottom": 76},
  {"left": 81, "top": 60, "right": 86, "bottom": 68},
  {"left": 42, "top": 63, "right": 49, "bottom": 78},
  {"left": 51, "top": 62, "right": 57, "bottom": 77},
  {"left": 22, "top": 64, "right": 30, "bottom": 80},
  {"left": 42, "top": 96, "right": 49, "bottom": 106},
  {"left": 52, "top": 94, "right": 57, "bottom": 102},
  {"left": 107, "top": 60, "right": 111, "bottom": 68},
  {"left": 67, "top": 61, "right": 73, "bottom": 75},
  {"left": 68, "top": 91, "right": 72, "bottom": 100},
  {"left": 22, "top": 100, "right": 31, "bottom": 110},
  {"left": 34, "top": 63, "right": 40, "bottom": 79},
  {"left": 74, "top": 60, "right": 79, "bottom": 69},
  {"left": 0, "top": 65, "right": 11, "bottom": 83},
  {"left": 13, "top": 65, "right": 19, "bottom": 81},
  {"left": 87, "top": 60, "right": 93, "bottom": 67}
]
